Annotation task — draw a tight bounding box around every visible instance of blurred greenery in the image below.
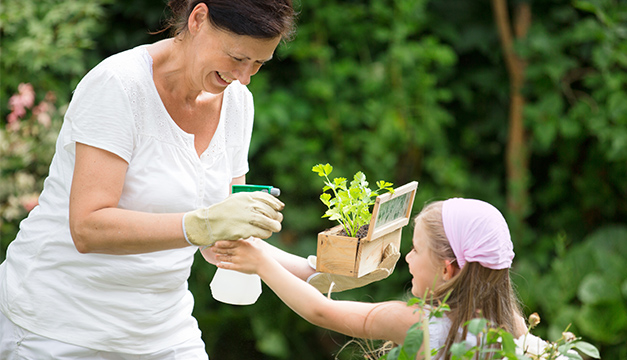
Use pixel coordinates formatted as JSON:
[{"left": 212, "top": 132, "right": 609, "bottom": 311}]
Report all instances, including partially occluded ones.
[{"left": 1, "top": 0, "right": 626, "bottom": 359}]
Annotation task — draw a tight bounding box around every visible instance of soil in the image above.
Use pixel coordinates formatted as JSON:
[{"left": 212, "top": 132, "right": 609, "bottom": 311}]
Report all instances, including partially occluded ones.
[{"left": 337, "top": 224, "right": 369, "bottom": 239}]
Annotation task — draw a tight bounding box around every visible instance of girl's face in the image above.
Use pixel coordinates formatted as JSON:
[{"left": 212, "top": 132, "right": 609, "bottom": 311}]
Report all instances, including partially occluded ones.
[
  {"left": 405, "top": 220, "right": 445, "bottom": 298},
  {"left": 187, "top": 6, "right": 281, "bottom": 94}
]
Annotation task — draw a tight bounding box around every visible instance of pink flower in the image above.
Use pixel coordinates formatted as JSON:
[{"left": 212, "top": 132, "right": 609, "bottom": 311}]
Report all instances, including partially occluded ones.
[
  {"left": 6, "top": 83, "right": 36, "bottom": 125},
  {"left": 37, "top": 112, "right": 52, "bottom": 128},
  {"left": 17, "top": 83, "right": 35, "bottom": 108},
  {"left": 32, "top": 101, "right": 49, "bottom": 115},
  {"left": 7, "top": 111, "right": 20, "bottom": 124},
  {"left": 7, "top": 99, "right": 26, "bottom": 122},
  {"left": 6, "top": 119, "right": 21, "bottom": 132},
  {"left": 20, "top": 194, "right": 40, "bottom": 212},
  {"left": 33, "top": 101, "right": 52, "bottom": 128}
]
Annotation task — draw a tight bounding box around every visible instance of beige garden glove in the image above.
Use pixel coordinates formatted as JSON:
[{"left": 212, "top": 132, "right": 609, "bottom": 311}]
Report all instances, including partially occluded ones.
[
  {"left": 183, "top": 191, "right": 284, "bottom": 247},
  {"left": 306, "top": 243, "right": 401, "bottom": 294}
]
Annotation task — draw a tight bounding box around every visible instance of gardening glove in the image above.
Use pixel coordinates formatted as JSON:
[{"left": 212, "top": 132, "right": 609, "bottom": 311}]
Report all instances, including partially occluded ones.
[
  {"left": 306, "top": 243, "right": 401, "bottom": 294},
  {"left": 183, "top": 192, "right": 284, "bottom": 247}
]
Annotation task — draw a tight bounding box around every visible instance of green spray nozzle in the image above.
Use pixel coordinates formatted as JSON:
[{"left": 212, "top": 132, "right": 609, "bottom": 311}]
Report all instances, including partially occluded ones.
[{"left": 232, "top": 184, "right": 280, "bottom": 197}]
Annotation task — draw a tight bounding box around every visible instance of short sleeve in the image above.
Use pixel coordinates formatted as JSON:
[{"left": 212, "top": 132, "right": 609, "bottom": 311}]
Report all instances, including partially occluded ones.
[{"left": 63, "top": 66, "right": 135, "bottom": 163}]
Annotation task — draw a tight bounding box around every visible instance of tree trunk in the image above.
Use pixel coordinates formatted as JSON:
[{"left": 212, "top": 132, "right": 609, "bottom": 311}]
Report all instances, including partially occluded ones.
[{"left": 491, "top": 0, "right": 531, "bottom": 238}]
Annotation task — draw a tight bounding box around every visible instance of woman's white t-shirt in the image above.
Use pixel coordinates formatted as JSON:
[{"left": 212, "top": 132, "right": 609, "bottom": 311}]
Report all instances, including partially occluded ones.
[{"left": 0, "top": 46, "right": 254, "bottom": 354}]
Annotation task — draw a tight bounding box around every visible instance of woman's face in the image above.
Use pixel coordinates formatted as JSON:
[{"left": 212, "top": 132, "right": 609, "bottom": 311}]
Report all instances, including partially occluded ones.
[
  {"left": 405, "top": 220, "right": 445, "bottom": 298},
  {"left": 187, "top": 7, "right": 281, "bottom": 94}
]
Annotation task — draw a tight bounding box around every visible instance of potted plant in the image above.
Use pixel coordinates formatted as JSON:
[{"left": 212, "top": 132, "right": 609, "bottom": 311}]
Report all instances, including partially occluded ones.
[{"left": 312, "top": 163, "right": 418, "bottom": 278}]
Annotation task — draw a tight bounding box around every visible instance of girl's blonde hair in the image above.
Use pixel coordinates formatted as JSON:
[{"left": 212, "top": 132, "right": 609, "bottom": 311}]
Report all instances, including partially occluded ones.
[{"left": 415, "top": 201, "right": 524, "bottom": 359}]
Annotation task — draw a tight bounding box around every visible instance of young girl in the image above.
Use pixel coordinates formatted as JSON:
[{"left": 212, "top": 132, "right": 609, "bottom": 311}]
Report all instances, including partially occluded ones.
[{"left": 211, "top": 198, "right": 528, "bottom": 359}]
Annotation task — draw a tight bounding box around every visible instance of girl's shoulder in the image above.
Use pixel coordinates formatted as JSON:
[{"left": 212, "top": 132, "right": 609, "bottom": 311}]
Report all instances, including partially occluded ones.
[{"left": 362, "top": 301, "right": 426, "bottom": 344}]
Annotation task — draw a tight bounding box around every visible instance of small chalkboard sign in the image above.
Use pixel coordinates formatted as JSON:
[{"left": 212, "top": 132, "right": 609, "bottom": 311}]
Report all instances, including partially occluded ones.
[{"left": 364, "top": 181, "right": 418, "bottom": 242}]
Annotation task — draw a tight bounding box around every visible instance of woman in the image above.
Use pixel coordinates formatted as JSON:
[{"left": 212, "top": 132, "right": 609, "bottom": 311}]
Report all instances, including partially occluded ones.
[
  {"left": 0, "top": 1, "right": 308, "bottom": 359},
  {"left": 211, "top": 198, "right": 528, "bottom": 359}
]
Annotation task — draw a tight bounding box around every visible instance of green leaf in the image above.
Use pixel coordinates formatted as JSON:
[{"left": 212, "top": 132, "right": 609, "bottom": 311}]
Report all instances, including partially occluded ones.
[
  {"left": 407, "top": 298, "right": 422, "bottom": 307},
  {"left": 558, "top": 343, "right": 574, "bottom": 355},
  {"left": 499, "top": 330, "right": 517, "bottom": 354},
  {"left": 578, "top": 273, "right": 622, "bottom": 304},
  {"left": 320, "top": 193, "right": 331, "bottom": 205},
  {"left": 402, "top": 322, "right": 424, "bottom": 357},
  {"left": 313, "top": 163, "right": 394, "bottom": 235},
  {"left": 449, "top": 342, "right": 471, "bottom": 358},
  {"left": 383, "top": 347, "right": 400, "bottom": 360},
  {"left": 561, "top": 350, "right": 583, "bottom": 360},
  {"left": 377, "top": 180, "right": 394, "bottom": 190},
  {"left": 333, "top": 177, "right": 347, "bottom": 188},
  {"left": 348, "top": 186, "right": 363, "bottom": 199},
  {"left": 572, "top": 341, "right": 601, "bottom": 359},
  {"left": 353, "top": 171, "right": 367, "bottom": 184},
  {"left": 311, "top": 164, "right": 327, "bottom": 177},
  {"left": 576, "top": 301, "right": 627, "bottom": 343},
  {"left": 467, "top": 318, "right": 488, "bottom": 336}
]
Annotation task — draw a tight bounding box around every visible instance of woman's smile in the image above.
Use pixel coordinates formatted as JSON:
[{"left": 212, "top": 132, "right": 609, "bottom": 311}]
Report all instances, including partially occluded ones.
[{"left": 217, "top": 71, "right": 233, "bottom": 84}]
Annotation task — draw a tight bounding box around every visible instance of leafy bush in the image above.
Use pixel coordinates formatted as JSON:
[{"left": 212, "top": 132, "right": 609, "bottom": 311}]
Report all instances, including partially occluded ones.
[
  {"left": 515, "top": 225, "right": 627, "bottom": 359},
  {"left": 519, "top": 0, "right": 627, "bottom": 245},
  {"left": 0, "top": 0, "right": 110, "bottom": 120}
]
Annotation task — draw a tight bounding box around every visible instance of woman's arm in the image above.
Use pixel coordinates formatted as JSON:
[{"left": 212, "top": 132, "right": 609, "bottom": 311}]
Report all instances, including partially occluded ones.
[
  {"left": 69, "top": 143, "right": 189, "bottom": 254},
  {"left": 69, "top": 143, "right": 280, "bottom": 254},
  {"left": 212, "top": 239, "right": 420, "bottom": 344}
]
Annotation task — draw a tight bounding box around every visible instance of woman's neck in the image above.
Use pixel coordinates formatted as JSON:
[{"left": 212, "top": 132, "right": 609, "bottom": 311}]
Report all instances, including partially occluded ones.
[{"left": 148, "top": 38, "right": 203, "bottom": 105}]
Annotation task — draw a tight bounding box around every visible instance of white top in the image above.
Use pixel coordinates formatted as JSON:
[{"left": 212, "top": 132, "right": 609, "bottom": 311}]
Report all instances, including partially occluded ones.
[
  {"left": 428, "top": 313, "right": 478, "bottom": 354},
  {"left": 0, "top": 46, "right": 254, "bottom": 354},
  {"left": 429, "top": 314, "right": 575, "bottom": 359}
]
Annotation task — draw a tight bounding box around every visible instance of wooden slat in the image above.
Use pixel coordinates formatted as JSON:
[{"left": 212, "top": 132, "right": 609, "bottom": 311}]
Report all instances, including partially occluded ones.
[
  {"left": 316, "top": 225, "right": 358, "bottom": 277},
  {"left": 364, "top": 181, "right": 418, "bottom": 242},
  {"left": 355, "top": 228, "right": 402, "bottom": 277}
]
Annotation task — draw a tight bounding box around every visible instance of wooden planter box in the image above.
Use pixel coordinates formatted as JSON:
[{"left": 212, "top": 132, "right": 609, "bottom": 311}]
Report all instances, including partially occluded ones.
[{"left": 316, "top": 181, "right": 418, "bottom": 278}]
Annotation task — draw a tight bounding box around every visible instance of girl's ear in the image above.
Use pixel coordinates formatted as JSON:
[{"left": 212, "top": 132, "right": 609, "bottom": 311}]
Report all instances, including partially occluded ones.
[{"left": 442, "top": 259, "right": 459, "bottom": 281}]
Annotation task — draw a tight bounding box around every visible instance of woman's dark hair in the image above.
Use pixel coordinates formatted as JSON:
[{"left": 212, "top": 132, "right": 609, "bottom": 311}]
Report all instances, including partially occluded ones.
[{"left": 164, "top": 0, "right": 296, "bottom": 41}]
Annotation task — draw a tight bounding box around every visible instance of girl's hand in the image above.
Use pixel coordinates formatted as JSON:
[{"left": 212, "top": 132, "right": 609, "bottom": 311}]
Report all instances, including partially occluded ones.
[{"left": 211, "top": 238, "right": 266, "bottom": 274}]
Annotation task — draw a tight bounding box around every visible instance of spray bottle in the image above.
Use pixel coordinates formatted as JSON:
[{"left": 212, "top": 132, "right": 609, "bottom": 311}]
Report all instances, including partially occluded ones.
[{"left": 209, "top": 184, "right": 280, "bottom": 305}]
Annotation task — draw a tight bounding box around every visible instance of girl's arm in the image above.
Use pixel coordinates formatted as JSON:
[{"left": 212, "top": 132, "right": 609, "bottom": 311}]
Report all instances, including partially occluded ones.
[
  {"left": 200, "top": 237, "right": 314, "bottom": 280},
  {"left": 252, "top": 239, "right": 316, "bottom": 281},
  {"left": 212, "top": 239, "right": 421, "bottom": 344}
]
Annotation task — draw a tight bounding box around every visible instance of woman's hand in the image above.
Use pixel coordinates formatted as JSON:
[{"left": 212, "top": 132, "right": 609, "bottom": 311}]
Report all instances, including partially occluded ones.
[
  {"left": 183, "top": 192, "right": 285, "bottom": 246},
  {"left": 211, "top": 238, "right": 268, "bottom": 275}
]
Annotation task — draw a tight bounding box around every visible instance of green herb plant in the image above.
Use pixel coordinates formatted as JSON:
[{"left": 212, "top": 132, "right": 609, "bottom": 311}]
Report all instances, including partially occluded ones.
[{"left": 312, "top": 163, "right": 394, "bottom": 238}]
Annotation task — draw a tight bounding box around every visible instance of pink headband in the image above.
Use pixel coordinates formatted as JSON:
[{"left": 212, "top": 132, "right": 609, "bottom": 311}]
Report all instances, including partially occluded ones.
[{"left": 442, "top": 198, "right": 514, "bottom": 270}]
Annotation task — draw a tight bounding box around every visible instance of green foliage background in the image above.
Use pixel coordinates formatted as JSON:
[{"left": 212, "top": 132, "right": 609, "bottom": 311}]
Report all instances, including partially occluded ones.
[{"left": 1, "top": 0, "right": 626, "bottom": 359}]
